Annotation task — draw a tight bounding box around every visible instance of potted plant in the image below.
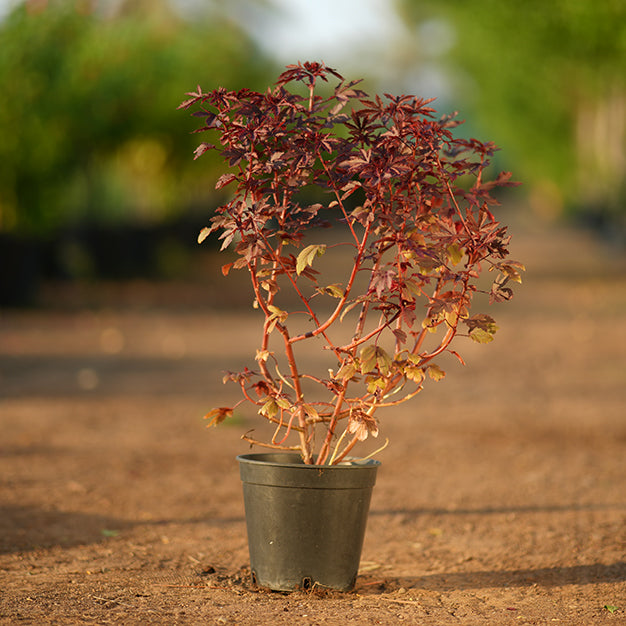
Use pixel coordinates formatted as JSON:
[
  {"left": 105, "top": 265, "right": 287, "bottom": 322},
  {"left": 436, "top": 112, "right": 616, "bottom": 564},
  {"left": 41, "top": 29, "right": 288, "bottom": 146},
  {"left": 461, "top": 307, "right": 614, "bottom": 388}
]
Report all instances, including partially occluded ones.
[{"left": 179, "top": 62, "right": 523, "bottom": 591}]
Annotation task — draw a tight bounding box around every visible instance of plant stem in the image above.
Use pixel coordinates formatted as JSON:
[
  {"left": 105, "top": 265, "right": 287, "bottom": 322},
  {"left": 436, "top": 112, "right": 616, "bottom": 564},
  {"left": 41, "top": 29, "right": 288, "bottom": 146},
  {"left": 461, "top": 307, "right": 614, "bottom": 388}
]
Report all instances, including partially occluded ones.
[
  {"left": 316, "top": 386, "right": 347, "bottom": 465},
  {"left": 279, "top": 326, "right": 312, "bottom": 463}
]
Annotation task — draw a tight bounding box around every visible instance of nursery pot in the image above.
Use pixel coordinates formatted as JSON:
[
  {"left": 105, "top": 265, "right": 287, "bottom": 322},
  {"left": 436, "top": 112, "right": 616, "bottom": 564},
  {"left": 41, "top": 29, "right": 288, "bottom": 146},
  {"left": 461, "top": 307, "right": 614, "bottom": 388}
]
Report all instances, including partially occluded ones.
[{"left": 237, "top": 452, "right": 380, "bottom": 592}]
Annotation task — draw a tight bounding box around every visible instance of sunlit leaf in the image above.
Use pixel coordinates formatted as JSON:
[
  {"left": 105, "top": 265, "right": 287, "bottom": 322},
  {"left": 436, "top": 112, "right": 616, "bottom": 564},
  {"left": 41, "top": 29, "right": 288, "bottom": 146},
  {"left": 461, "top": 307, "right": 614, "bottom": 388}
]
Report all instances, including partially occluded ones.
[
  {"left": 366, "top": 376, "right": 386, "bottom": 394},
  {"left": 215, "top": 173, "right": 237, "bottom": 190},
  {"left": 405, "top": 366, "right": 425, "bottom": 384},
  {"left": 302, "top": 403, "right": 319, "bottom": 421},
  {"left": 197, "top": 227, "right": 212, "bottom": 244},
  {"left": 317, "top": 283, "right": 344, "bottom": 298},
  {"left": 261, "top": 279, "right": 278, "bottom": 294},
  {"left": 497, "top": 261, "right": 525, "bottom": 283},
  {"left": 260, "top": 399, "right": 278, "bottom": 419},
  {"left": 375, "top": 347, "right": 393, "bottom": 376},
  {"left": 336, "top": 360, "right": 358, "bottom": 380},
  {"left": 296, "top": 244, "right": 326, "bottom": 275},
  {"left": 360, "top": 345, "right": 378, "bottom": 374},
  {"left": 347, "top": 411, "right": 379, "bottom": 441},
  {"left": 267, "top": 304, "right": 288, "bottom": 326},
  {"left": 447, "top": 243, "right": 464, "bottom": 266},
  {"left": 255, "top": 349, "right": 270, "bottom": 363},
  {"left": 193, "top": 142, "right": 215, "bottom": 159},
  {"left": 469, "top": 328, "right": 495, "bottom": 343},
  {"left": 275, "top": 396, "right": 292, "bottom": 410},
  {"left": 204, "top": 407, "right": 234, "bottom": 427},
  {"left": 427, "top": 364, "right": 446, "bottom": 381}
]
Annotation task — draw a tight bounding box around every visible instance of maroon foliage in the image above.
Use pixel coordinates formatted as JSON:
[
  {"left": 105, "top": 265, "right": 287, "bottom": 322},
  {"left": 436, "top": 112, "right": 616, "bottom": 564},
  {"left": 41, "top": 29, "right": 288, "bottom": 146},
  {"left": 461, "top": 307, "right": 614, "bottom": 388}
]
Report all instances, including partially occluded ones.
[{"left": 180, "top": 62, "right": 523, "bottom": 464}]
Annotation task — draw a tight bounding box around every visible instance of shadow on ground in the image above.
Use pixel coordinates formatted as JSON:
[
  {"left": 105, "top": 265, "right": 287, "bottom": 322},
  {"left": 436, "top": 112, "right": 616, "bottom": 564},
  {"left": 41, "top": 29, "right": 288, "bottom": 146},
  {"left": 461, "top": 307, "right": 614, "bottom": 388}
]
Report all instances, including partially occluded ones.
[
  {"left": 0, "top": 505, "right": 244, "bottom": 554},
  {"left": 356, "top": 562, "right": 626, "bottom": 593}
]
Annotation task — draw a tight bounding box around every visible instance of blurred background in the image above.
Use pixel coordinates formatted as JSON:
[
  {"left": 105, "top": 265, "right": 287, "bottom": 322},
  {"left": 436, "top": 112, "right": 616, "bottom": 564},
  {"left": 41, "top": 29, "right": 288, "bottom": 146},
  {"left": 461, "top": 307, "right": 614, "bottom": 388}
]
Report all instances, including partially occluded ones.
[{"left": 0, "top": 0, "right": 624, "bottom": 306}]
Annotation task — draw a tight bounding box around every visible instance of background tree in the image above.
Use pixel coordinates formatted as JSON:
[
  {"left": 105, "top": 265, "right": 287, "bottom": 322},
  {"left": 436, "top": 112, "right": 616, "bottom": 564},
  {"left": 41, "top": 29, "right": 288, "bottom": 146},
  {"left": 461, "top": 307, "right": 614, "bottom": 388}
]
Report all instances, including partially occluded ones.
[
  {"left": 0, "top": 0, "right": 276, "bottom": 236},
  {"left": 398, "top": 0, "right": 626, "bottom": 234}
]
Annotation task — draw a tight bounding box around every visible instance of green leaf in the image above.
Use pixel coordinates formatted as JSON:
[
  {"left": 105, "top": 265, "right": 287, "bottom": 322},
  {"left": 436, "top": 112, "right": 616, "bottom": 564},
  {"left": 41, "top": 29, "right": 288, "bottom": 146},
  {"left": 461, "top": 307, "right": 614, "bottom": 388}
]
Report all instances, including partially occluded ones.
[
  {"left": 317, "top": 283, "right": 344, "bottom": 298},
  {"left": 360, "top": 345, "right": 378, "bottom": 374},
  {"left": 260, "top": 399, "right": 278, "bottom": 419},
  {"left": 275, "top": 396, "right": 292, "bottom": 410},
  {"left": 302, "top": 403, "right": 319, "bottom": 421},
  {"left": 101, "top": 529, "right": 119, "bottom": 538},
  {"left": 603, "top": 605, "right": 619, "bottom": 614},
  {"left": 359, "top": 346, "right": 393, "bottom": 376},
  {"left": 336, "top": 360, "right": 358, "bottom": 380},
  {"left": 375, "top": 347, "right": 393, "bottom": 376},
  {"left": 296, "top": 244, "right": 326, "bottom": 275}
]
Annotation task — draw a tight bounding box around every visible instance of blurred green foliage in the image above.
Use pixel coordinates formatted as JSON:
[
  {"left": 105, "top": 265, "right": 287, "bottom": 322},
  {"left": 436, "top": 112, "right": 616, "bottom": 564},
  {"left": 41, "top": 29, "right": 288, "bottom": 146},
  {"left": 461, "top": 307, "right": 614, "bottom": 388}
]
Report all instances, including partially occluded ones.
[
  {"left": 399, "top": 0, "right": 626, "bottom": 227},
  {"left": 0, "top": 0, "right": 275, "bottom": 236}
]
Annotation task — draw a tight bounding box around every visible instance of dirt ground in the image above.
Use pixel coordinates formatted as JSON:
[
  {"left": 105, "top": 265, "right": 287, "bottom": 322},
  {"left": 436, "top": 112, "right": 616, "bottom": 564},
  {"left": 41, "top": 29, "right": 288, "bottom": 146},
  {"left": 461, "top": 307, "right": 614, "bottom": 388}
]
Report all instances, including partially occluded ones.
[{"left": 1, "top": 215, "right": 625, "bottom": 624}]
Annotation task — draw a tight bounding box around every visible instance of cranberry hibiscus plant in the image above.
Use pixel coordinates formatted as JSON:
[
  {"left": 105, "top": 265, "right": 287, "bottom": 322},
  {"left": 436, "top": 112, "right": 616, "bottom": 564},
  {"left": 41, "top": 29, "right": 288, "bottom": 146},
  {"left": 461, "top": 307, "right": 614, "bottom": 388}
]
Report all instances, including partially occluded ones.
[{"left": 180, "top": 62, "right": 523, "bottom": 465}]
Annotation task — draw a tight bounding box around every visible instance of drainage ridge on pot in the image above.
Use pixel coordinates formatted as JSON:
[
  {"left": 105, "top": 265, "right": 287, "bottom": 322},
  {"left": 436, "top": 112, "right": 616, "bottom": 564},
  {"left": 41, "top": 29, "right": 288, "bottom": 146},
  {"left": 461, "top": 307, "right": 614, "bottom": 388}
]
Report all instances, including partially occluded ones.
[{"left": 237, "top": 452, "right": 380, "bottom": 592}]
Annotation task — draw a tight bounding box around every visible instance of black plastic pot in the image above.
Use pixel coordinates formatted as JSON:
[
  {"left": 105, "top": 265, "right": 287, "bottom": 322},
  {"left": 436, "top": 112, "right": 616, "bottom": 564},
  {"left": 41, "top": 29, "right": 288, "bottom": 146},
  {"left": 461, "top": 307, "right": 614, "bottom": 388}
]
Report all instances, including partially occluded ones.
[{"left": 237, "top": 452, "right": 380, "bottom": 592}]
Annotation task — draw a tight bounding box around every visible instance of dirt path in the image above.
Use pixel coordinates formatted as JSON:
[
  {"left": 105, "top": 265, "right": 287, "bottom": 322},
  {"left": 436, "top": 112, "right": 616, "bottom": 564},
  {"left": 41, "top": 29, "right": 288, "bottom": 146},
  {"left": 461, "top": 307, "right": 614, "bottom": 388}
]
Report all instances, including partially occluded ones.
[{"left": 1, "top": 217, "right": 625, "bottom": 624}]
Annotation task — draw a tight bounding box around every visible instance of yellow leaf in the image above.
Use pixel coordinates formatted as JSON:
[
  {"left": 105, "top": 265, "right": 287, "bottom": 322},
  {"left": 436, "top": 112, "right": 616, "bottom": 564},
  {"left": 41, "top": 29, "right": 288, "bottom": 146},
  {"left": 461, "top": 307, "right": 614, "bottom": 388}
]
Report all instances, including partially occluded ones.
[
  {"left": 427, "top": 364, "right": 446, "bottom": 381},
  {"left": 296, "top": 244, "right": 326, "bottom": 275},
  {"left": 447, "top": 243, "right": 464, "bottom": 266},
  {"left": 469, "top": 328, "right": 494, "bottom": 343},
  {"left": 255, "top": 349, "right": 270, "bottom": 363},
  {"left": 197, "top": 227, "right": 211, "bottom": 244},
  {"left": 318, "top": 283, "right": 344, "bottom": 298},
  {"left": 405, "top": 366, "right": 425, "bottom": 384},
  {"left": 366, "top": 376, "right": 386, "bottom": 394}
]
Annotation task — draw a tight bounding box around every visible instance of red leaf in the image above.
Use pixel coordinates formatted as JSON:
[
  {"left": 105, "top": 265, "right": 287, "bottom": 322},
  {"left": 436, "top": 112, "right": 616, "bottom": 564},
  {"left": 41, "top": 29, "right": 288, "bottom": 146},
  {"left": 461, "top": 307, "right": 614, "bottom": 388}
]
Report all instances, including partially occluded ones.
[
  {"left": 215, "top": 173, "right": 237, "bottom": 190},
  {"left": 204, "top": 407, "right": 233, "bottom": 427},
  {"left": 193, "top": 142, "right": 215, "bottom": 160}
]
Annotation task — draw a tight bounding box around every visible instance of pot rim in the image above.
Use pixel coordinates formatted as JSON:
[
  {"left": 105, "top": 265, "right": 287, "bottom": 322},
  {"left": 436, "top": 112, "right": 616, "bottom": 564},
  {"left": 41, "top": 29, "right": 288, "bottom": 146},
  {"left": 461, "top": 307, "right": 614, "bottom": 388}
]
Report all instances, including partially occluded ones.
[{"left": 237, "top": 452, "right": 381, "bottom": 468}]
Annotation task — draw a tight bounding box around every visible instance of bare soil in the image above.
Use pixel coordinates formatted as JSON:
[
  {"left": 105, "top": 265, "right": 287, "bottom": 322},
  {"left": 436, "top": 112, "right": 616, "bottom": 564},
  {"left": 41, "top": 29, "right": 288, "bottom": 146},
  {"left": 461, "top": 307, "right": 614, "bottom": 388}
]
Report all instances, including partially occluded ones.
[{"left": 1, "top": 217, "right": 625, "bottom": 624}]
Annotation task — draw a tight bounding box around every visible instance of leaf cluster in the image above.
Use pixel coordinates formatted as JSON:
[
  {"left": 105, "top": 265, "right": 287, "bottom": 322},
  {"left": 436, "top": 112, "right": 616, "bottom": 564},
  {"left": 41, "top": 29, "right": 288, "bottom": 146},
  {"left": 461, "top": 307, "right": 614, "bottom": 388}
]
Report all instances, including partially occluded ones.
[{"left": 181, "top": 62, "right": 524, "bottom": 464}]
